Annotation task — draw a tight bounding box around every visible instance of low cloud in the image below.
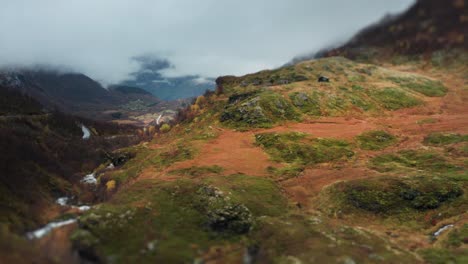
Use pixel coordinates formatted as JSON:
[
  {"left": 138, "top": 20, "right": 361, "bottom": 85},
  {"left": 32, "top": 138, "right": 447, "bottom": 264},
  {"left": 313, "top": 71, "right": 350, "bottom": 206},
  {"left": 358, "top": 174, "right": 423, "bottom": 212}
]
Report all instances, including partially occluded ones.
[{"left": 0, "top": 0, "right": 414, "bottom": 85}]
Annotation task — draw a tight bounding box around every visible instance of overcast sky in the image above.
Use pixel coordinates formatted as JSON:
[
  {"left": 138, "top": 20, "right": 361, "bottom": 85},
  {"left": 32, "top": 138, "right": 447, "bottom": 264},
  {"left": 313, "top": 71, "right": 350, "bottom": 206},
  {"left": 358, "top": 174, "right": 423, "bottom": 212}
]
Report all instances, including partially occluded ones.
[{"left": 0, "top": 0, "right": 414, "bottom": 85}]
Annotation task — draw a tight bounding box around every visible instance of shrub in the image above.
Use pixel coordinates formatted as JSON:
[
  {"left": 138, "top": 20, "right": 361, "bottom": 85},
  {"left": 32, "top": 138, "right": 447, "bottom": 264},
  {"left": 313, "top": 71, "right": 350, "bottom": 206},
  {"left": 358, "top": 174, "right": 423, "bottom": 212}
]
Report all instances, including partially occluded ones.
[
  {"left": 342, "top": 177, "right": 463, "bottom": 214},
  {"left": 160, "top": 124, "right": 171, "bottom": 133},
  {"left": 106, "top": 180, "right": 116, "bottom": 191}
]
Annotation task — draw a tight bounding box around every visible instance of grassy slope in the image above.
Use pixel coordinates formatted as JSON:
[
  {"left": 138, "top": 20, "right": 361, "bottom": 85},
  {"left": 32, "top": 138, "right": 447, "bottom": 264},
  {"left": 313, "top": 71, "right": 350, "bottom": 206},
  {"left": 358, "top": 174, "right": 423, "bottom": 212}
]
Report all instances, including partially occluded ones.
[{"left": 63, "top": 55, "right": 468, "bottom": 263}]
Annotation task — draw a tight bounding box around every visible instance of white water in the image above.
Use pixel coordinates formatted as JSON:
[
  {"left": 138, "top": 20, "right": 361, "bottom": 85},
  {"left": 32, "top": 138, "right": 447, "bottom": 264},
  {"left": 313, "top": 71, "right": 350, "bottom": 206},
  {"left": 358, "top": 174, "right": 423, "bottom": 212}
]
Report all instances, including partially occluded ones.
[
  {"left": 28, "top": 168, "right": 98, "bottom": 240},
  {"left": 56, "top": 197, "right": 69, "bottom": 206},
  {"left": 56, "top": 196, "right": 91, "bottom": 211},
  {"left": 156, "top": 113, "right": 163, "bottom": 125},
  {"left": 81, "top": 173, "right": 97, "bottom": 184},
  {"left": 433, "top": 224, "right": 454, "bottom": 237},
  {"left": 76, "top": 205, "right": 91, "bottom": 211},
  {"left": 81, "top": 125, "right": 91, "bottom": 139},
  {"left": 26, "top": 219, "right": 77, "bottom": 239}
]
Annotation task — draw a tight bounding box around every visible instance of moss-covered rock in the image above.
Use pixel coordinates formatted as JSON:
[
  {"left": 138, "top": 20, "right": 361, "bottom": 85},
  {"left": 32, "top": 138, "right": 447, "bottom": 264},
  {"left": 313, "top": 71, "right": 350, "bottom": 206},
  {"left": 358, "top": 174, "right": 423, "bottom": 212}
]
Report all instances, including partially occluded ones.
[
  {"left": 220, "top": 91, "right": 300, "bottom": 128},
  {"left": 196, "top": 185, "right": 253, "bottom": 234},
  {"left": 356, "top": 130, "right": 397, "bottom": 150},
  {"left": 289, "top": 92, "right": 322, "bottom": 115},
  {"left": 335, "top": 176, "right": 464, "bottom": 214}
]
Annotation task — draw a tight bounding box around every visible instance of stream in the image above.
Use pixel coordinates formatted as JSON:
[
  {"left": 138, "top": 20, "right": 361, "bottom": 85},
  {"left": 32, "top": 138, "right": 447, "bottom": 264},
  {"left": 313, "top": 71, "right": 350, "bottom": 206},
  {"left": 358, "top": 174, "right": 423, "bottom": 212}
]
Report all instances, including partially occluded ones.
[
  {"left": 433, "top": 224, "right": 454, "bottom": 237},
  {"left": 26, "top": 163, "right": 102, "bottom": 241}
]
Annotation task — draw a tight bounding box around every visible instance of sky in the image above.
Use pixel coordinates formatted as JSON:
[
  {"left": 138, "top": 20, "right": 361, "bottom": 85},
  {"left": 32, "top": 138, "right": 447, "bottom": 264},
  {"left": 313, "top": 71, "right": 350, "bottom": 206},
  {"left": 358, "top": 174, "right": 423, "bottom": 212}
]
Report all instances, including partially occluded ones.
[{"left": 0, "top": 0, "right": 415, "bottom": 85}]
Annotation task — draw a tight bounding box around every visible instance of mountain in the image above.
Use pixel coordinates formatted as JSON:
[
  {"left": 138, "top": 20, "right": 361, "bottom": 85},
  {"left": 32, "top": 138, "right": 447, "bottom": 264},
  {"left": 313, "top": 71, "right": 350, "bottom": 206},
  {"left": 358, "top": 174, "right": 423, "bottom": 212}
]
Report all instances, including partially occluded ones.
[
  {"left": 292, "top": 0, "right": 467, "bottom": 63},
  {"left": 0, "top": 70, "right": 187, "bottom": 125},
  {"left": 2, "top": 1, "right": 468, "bottom": 263},
  {"left": 108, "top": 85, "right": 152, "bottom": 96},
  {"left": 119, "top": 56, "right": 215, "bottom": 101},
  {"left": 122, "top": 75, "right": 214, "bottom": 101}
]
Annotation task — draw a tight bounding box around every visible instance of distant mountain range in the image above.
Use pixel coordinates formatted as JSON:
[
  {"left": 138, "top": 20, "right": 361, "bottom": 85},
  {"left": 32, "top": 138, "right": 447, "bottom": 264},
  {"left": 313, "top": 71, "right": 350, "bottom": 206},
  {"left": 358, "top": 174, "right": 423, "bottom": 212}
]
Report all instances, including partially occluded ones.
[
  {"left": 119, "top": 56, "right": 215, "bottom": 101},
  {"left": 0, "top": 70, "right": 164, "bottom": 121}
]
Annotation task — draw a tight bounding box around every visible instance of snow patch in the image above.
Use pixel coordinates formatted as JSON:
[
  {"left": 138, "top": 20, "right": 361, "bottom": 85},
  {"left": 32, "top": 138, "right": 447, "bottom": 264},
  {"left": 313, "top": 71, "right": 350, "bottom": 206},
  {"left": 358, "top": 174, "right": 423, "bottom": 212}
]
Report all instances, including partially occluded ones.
[
  {"left": 26, "top": 219, "right": 77, "bottom": 240},
  {"left": 107, "top": 163, "right": 115, "bottom": 169}
]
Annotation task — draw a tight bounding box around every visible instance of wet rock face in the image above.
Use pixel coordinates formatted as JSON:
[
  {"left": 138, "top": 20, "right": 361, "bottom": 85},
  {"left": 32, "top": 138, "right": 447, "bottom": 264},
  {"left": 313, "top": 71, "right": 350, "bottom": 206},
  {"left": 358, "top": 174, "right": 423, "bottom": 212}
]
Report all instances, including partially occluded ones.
[
  {"left": 318, "top": 76, "right": 330, "bottom": 82},
  {"left": 110, "top": 152, "right": 133, "bottom": 167},
  {"left": 196, "top": 186, "right": 253, "bottom": 234}
]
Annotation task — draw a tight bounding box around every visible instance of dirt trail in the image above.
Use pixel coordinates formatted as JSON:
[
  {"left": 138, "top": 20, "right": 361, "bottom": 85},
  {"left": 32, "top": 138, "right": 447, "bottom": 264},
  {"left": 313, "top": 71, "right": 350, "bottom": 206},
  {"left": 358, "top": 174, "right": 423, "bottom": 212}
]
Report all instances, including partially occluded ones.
[{"left": 148, "top": 130, "right": 277, "bottom": 178}]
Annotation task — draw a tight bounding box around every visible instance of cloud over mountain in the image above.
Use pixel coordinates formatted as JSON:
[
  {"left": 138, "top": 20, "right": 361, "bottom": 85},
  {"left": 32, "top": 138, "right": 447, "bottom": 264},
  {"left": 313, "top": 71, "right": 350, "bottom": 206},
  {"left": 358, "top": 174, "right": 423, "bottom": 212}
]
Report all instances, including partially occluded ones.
[{"left": 0, "top": 0, "right": 414, "bottom": 85}]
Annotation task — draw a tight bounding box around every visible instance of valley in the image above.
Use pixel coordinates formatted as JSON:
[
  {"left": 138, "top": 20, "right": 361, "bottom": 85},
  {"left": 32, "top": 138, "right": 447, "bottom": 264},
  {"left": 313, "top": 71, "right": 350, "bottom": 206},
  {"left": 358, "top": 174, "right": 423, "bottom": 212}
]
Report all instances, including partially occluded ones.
[
  {"left": 10, "top": 53, "right": 465, "bottom": 264},
  {"left": 0, "top": 0, "right": 467, "bottom": 263}
]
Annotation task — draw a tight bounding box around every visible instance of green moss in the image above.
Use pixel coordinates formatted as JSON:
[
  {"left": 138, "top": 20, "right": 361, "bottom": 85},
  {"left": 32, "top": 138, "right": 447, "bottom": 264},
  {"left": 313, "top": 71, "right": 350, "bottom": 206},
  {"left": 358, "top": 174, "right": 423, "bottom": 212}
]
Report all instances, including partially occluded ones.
[
  {"left": 356, "top": 130, "right": 397, "bottom": 150},
  {"left": 73, "top": 175, "right": 287, "bottom": 263},
  {"left": 368, "top": 88, "right": 422, "bottom": 110},
  {"left": 205, "top": 174, "right": 288, "bottom": 217},
  {"left": 424, "top": 133, "right": 468, "bottom": 146},
  {"left": 370, "top": 150, "right": 460, "bottom": 173},
  {"left": 448, "top": 143, "right": 468, "bottom": 158},
  {"left": 388, "top": 77, "right": 447, "bottom": 97},
  {"left": 420, "top": 248, "right": 468, "bottom": 264},
  {"left": 348, "top": 93, "right": 376, "bottom": 111},
  {"left": 289, "top": 92, "right": 322, "bottom": 115},
  {"left": 168, "top": 165, "right": 224, "bottom": 177},
  {"left": 255, "top": 132, "right": 354, "bottom": 165},
  {"left": 267, "top": 164, "right": 305, "bottom": 180},
  {"left": 336, "top": 176, "right": 464, "bottom": 214},
  {"left": 445, "top": 224, "right": 468, "bottom": 248},
  {"left": 106, "top": 143, "right": 196, "bottom": 184},
  {"left": 250, "top": 215, "right": 418, "bottom": 263},
  {"left": 74, "top": 180, "right": 229, "bottom": 263}
]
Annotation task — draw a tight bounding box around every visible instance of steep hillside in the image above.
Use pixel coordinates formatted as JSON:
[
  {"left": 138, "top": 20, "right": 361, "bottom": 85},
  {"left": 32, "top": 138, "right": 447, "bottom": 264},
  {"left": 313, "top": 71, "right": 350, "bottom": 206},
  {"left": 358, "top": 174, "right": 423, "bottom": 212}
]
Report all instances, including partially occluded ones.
[
  {"left": 2, "top": 1, "right": 468, "bottom": 263},
  {"left": 42, "top": 53, "right": 465, "bottom": 263},
  {"left": 0, "top": 87, "right": 150, "bottom": 263},
  {"left": 0, "top": 70, "right": 184, "bottom": 124},
  {"left": 292, "top": 0, "right": 467, "bottom": 64}
]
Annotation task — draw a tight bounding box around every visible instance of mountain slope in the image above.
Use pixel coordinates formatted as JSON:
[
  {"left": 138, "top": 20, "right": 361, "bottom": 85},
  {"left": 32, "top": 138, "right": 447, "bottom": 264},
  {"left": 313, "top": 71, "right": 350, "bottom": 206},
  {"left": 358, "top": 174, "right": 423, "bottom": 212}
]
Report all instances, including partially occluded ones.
[
  {"left": 2, "top": 1, "right": 468, "bottom": 263},
  {"left": 291, "top": 0, "right": 467, "bottom": 63},
  {"left": 65, "top": 54, "right": 467, "bottom": 263},
  {"left": 0, "top": 70, "right": 165, "bottom": 120}
]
